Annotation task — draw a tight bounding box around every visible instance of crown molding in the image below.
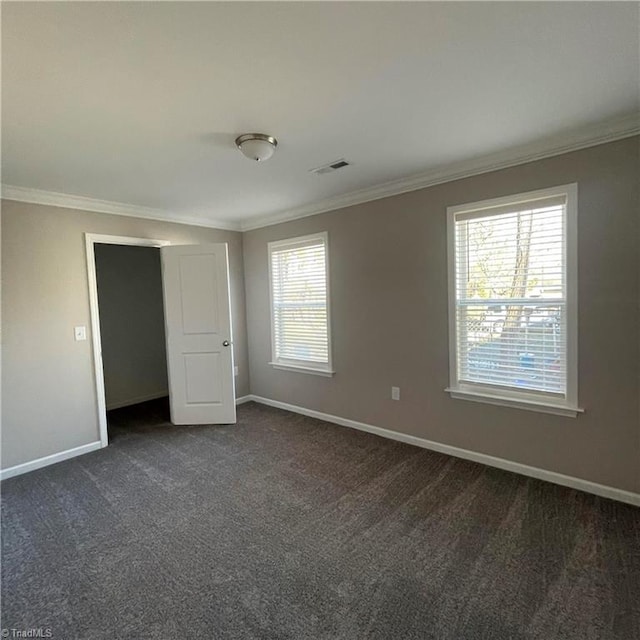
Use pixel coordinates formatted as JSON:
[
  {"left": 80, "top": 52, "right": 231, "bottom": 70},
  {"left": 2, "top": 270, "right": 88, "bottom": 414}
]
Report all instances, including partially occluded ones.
[
  {"left": 0, "top": 185, "right": 242, "bottom": 232},
  {"left": 240, "top": 112, "right": 640, "bottom": 231}
]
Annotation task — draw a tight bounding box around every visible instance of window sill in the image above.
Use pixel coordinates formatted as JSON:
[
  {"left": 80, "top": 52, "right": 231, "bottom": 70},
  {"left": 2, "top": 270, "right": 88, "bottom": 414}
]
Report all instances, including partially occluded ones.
[
  {"left": 445, "top": 387, "right": 583, "bottom": 418},
  {"left": 269, "top": 362, "right": 335, "bottom": 377}
]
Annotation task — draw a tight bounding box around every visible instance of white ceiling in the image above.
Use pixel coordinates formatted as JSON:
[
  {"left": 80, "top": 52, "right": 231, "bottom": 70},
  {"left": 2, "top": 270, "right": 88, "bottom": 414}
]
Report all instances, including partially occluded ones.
[{"left": 2, "top": 2, "right": 639, "bottom": 230}]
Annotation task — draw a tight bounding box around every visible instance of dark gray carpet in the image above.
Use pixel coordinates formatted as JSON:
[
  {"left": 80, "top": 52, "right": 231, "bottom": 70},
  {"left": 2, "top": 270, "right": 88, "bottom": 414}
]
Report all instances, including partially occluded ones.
[{"left": 2, "top": 399, "right": 639, "bottom": 640}]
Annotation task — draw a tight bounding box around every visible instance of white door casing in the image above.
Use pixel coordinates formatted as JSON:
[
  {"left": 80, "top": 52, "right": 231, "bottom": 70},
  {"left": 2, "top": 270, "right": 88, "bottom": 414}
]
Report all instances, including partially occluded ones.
[{"left": 161, "top": 243, "right": 236, "bottom": 425}]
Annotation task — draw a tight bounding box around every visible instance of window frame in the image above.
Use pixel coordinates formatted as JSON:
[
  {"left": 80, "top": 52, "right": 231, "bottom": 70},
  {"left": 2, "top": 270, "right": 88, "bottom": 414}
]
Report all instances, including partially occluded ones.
[
  {"left": 445, "top": 183, "right": 582, "bottom": 417},
  {"left": 267, "top": 231, "right": 334, "bottom": 377}
]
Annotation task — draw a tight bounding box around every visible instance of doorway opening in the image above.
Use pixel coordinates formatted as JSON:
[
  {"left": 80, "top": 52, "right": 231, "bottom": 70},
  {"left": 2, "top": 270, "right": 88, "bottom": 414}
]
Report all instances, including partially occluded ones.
[
  {"left": 95, "top": 243, "right": 171, "bottom": 441},
  {"left": 86, "top": 234, "right": 170, "bottom": 446}
]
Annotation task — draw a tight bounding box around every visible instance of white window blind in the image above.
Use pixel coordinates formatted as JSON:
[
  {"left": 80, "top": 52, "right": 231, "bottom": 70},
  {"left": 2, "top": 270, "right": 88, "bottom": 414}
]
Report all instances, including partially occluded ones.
[
  {"left": 447, "top": 184, "right": 580, "bottom": 416},
  {"left": 268, "top": 233, "right": 332, "bottom": 375}
]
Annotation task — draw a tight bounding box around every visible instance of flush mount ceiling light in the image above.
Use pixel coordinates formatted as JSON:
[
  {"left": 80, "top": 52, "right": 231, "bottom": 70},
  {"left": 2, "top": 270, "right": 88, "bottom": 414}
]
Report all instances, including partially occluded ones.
[{"left": 235, "top": 133, "right": 278, "bottom": 162}]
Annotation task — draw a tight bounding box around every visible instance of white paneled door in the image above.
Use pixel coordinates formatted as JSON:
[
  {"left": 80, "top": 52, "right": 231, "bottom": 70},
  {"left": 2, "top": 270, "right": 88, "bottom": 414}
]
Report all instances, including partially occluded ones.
[{"left": 161, "top": 244, "right": 236, "bottom": 425}]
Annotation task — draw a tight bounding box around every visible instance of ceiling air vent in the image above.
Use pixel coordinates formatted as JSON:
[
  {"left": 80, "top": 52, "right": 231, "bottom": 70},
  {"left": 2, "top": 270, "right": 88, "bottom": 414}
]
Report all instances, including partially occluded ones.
[{"left": 309, "top": 158, "right": 351, "bottom": 175}]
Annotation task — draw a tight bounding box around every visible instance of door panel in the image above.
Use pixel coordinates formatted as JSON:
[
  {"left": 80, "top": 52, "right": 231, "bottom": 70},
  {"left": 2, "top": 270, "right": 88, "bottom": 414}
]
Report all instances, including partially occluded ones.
[
  {"left": 161, "top": 244, "right": 236, "bottom": 425},
  {"left": 184, "top": 353, "right": 222, "bottom": 404},
  {"left": 179, "top": 253, "right": 219, "bottom": 334}
]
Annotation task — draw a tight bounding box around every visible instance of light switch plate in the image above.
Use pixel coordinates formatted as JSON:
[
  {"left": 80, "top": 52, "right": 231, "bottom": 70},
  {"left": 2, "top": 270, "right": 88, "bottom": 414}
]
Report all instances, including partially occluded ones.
[{"left": 74, "top": 326, "right": 87, "bottom": 341}]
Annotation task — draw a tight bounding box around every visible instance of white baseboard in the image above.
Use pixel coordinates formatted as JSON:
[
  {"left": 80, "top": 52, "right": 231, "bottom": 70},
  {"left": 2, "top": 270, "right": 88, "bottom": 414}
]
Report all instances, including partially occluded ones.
[
  {"left": 246, "top": 395, "right": 640, "bottom": 507},
  {"left": 106, "top": 391, "right": 169, "bottom": 411},
  {"left": 1, "top": 441, "right": 103, "bottom": 481},
  {"left": 235, "top": 395, "right": 252, "bottom": 405}
]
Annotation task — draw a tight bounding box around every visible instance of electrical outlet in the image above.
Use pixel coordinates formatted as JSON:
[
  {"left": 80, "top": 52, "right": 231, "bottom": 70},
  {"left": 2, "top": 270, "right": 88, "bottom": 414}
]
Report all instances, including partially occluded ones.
[
  {"left": 391, "top": 386, "right": 400, "bottom": 401},
  {"left": 234, "top": 366, "right": 239, "bottom": 377}
]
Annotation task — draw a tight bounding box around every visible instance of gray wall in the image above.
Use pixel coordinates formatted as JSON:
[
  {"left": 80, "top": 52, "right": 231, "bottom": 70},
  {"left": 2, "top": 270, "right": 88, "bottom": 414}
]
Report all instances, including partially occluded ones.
[
  {"left": 1, "top": 201, "right": 249, "bottom": 469},
  {"left": 94, "top": 244, "right": 168, "bottom": 410},
  {"left": 243, "top": 137, "right": 640, "bottom": 493}
]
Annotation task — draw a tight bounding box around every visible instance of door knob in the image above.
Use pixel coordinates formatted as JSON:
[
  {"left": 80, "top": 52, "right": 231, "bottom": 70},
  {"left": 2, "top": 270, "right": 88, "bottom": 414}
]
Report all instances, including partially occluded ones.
[{"left": 222, "top": 340, "right": 230, "bottom": 347}]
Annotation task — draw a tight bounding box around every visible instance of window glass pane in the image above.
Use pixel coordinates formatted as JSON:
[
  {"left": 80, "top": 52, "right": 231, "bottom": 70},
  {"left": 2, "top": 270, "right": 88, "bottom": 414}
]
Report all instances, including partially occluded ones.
[
  {"left": 455, "top": 203, "right": 566, "bottom": 395},
  {"left": 457, "top": 303, "right": 565, "bottom": 393},
  {"left": 270, "top": 236, "right": 329, "bottom": 367}
]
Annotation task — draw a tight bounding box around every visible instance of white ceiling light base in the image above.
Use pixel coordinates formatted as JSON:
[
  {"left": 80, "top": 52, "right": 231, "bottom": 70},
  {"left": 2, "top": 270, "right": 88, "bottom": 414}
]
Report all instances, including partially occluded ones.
[{"left": 235, "top": 133, "right": 278, "bottom": 162}]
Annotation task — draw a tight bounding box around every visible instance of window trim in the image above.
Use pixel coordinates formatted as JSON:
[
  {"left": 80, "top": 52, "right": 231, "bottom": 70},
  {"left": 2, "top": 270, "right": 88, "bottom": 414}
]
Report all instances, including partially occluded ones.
[
  {"left": 446, "top": 183, "right": 582, "bottom": 417},
  {"left": 267, "top": 231, "right": 334, "bottom": 377}
]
